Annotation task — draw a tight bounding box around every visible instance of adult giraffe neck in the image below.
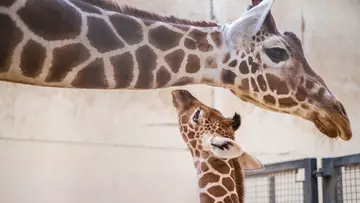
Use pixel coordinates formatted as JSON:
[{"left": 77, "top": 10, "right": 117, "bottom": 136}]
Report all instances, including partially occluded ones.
[{"left": 0, "top": 0, "right": 228, "bottom": 90}]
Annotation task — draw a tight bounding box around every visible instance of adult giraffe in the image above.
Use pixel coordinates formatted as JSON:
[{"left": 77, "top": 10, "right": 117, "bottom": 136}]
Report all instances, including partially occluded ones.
[{"left": 0, "top": 0, "right": 352, "bottom": 140}]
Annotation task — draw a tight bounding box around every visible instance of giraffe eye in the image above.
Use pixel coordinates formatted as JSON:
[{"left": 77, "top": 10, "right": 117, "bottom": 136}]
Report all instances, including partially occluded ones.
[
  {"left": 265, "top": 47, "right": 289, "bottom": 63},
  {"left": 193, "top": 109, "right": 201, "bottom": 123}
]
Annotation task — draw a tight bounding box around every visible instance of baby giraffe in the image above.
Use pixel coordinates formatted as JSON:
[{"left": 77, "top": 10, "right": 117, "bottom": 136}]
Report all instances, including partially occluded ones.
[{"left": 172, "top": 89, "right": 264, "bottom": 203}]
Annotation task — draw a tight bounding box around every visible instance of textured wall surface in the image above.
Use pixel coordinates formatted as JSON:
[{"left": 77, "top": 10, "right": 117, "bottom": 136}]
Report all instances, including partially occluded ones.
[{"left": 0, "top": 0, "right": 359, "bottom": 203}]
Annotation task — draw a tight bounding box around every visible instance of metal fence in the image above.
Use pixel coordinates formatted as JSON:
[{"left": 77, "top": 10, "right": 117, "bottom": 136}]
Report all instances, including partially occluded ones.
[
  {"left": 243, "top": 154, "right": 360, "bottom": 203},
  {"left": 321, "top": 153, "right": 360, "bottom": 203},
  {"left": 244, "top": 158, "right": 318, "bottom": 203}
]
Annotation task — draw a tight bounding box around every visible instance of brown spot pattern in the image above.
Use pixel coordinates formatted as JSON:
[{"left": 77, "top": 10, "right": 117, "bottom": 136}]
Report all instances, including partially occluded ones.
[
  {"left": 135, "top": 45, "right": 157, "bottom": 88},
  {"left": 295, "top": 87, "right": 307, "bottom": 102},
  {"left": 248, "top": 56, "right": 253, "bottom": 65},
  {"left": 200, "top": 162, "right": 209, "bottom": 172},
  {"left": 239, "top": 61, "right": 249, "bottom": 74},
  {"left": 205, "top": 57, "right": 217, "bottom": 69},
  {"left": 210, "top": 31, "right": 222, "bottom": 47},
  {"left": 279, "top": 97, "right": 298, "bottom": 108},
  {"left": 199, "top": 173, "right": 220, "bottom": 188},
  {"left": 208, "top": 157, "right": 230, "bottom": 174},
  {"left": 110, "top": 14, "right": 143, "bottom": 45},
  {"left": 266, "top": 74, "right": 289, "bottom": 95},
  {"left": 251, "top": 63, "right": 259, "bottom": 73},
  {"left": 221, "top": 69, "right": 236, "bottom": 84},
  {"left": 46, "top": 43, "right": 90, "bottom": 82},
  {"left": 18, "top": 0, "right": 81, "bottom": 40},
  {"left": 184, "top": 38, "right": 196, "bottom": 50},
  {"left": 156, "top": 66, "right": 171, "bottom": 87},
  {"left": 240, "top": 78, "right": 250, "bottom": 92},
  {"left": 306, "top": 80, "right": 314, "bottom": 89},
  {"left": 186, "top": 54, "right": 200, "bottom": 73},
  {"left": 188, "top": 131, "right": 195, "bottom": 139},
  {"left": 149, "top": 26, "right": 182, "bottom": 51},
  {"left": 0, "top": 14, "right": 23, "bottom": 72},
  {"left": 87, "top": 17, "right": 124, "bottom": 53},
  {"left": 222, "top": 53, "right": 231, "bottom": 64},
  {"left": 0, "top": 0, "right": 15, "bottom": 7},
  {"left": 200, "top": 193, "right": 215, "bottom": 202},
  {"left": 257, "top": 75, "right": 267, "bottom": 91},
  {"left": 165, "top": 49, "right": 185, "bottom": 73},
  {"left": 229, "top": 60, "right": 237, "bottom": 67},
  {"left": 263, "top": 94, "right": 276, "bottom": 105},
  {"left": 251, "top": 78, "right": 259, "bottom": 92},
  {"left": 255, "top": 53, "right": 262, "bottom": 63},
  {"left": 222, "top": 177, "right": 235, "bottom": 191},
  {"left": 172, "top": 77, "right": 193, "bottom": 86},
  {"left": 71, "top": 0, "right": 101, "bottom": 14},
  {"left": 208, "top": 186, "right": 227, "bottom": 197},
  {"left": 317, "top": 87, "right": 326, "bottom": 99},
  {"left": 72, "top": 58, "right": 108, "bottom": 88},
  {"left": 20, "top": 40, "right": 45, "bottom": 78},
  {"left": 189, "top": 29, "right": 213, "bottom": 52},
  {"left": 111, "top": 52, "right": 134, "bottom": 88}
]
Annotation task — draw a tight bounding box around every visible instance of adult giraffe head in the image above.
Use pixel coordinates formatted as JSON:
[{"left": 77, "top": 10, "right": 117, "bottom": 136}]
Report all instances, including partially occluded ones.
[{"left": 217, "top": 0, "right": 351, "bottom": 140}]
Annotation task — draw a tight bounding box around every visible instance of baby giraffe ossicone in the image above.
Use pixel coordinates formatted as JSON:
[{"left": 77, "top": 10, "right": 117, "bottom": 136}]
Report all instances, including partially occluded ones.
[{"left": 172, "top": 89, "right": 264, "bottom": 203}]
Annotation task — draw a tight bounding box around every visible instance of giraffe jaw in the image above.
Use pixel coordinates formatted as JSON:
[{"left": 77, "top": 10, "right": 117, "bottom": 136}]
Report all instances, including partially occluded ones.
[{"left": 233, "top": 92, "right": 352, "bottom": 141}]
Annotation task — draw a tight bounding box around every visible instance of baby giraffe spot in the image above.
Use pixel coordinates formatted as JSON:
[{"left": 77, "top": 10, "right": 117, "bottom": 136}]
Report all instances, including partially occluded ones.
[
  {"left": 181, "top": 115, "right": 190, "bottom": 124},
  {"left": 240, "top": 78, "right": 250, "bottom": 92},
  {"left": 266, "top": 74, "right": 289, "bottom": 95},
  {"left": 0, "top": 0, "right": 15, "bottom": 7},
  {"left": 306, "top": 80, "right": 314, "bottom": 89},
  {"left": 200, "top": 193, "right": 215, "bottom": 202},
  {"left": 263, "top": 94, "right": 276, "bottom": 105},
  {"left": 186, "top": 54, "right": 201, "bottom": 73},
  {"left": 250, "top": 43, "right": 255, "bottom": 52},
  {"left": 208, "top": 186, "right": 228, "bottom": 197},
  {"left": 156, "top": 66, "right": 171, "bottom": 88},
  {"left": 195, "top": 150, "right": 201, "bottom": 157},
  {"left": 211, "top": 31, "right": 222, "bottom": 48},
  {"left": 208, "top": 157, "right": 230, "bottom": 174},
  {"left": 224, "top": 196, "right": 232, "bottom": 203},
  {"left": 205, "top": 57, "right": 218, "bottom": 69},
  {"left": 111, "top": 52, "right": 134, "bottom": 88},
  {"left": 189, "top": 140, "right": 197, "bottom": 149},
  {"left": 184, "top": 38, "right": 197, "bottom": 50},
  {"left": 250, "top": 63, "right": 259, "bottom": 73},
  {"left": 222, "top": 53, "right": 231, "bottom": 64},
  {"left": 20, "top": 40, "right": 45, "bottom": 78},
  {"left": 199, "top": 173, "right": 220, "bottom": 188},
  {"left": 251, "top": 78, "right": 259, "bottom": 92},
  {"left": 134, "top": 45, "right": 157, "bottom": 88},
  {"left": 228, "top": 60, "right": 237, "bottom": 67},
  {"left": 149, "top": 25, "right": 182, "bottom": 51},
  {"left": 222, "top": 177, "right": 235, "bottom": 191},
  {"left": 165, "top": 49, "right": 185, "bottom": 73},
  {"left": 202, "top": 152, "right": 210, "bottom": 159},
  {"left": 255, "top": 52, "right": 262, "bottom": 63},
  {"left": 279, "top": 97, "right": 298, "bottom": 108},
  {"left": 110, "top": 14, "right": 143, "bottom": 45},
  {"left": 72, "top": 58, "right": 108, "bottom": 88},
  {"left": 18, "top": 0, "right": 81, "bottom": 40},
  {"left": 231, "top": 194, "right": 238, "bottom": 203},
  {"left": 257, "top": 75, "right": 267, "bottom": 91},
  {"left": 188, "top": 131, "right": 195, "bottom": 139},
  {"left": 240, "top": 53, "right": 246, "bottom": 59},
  {"left": 239, "top": 61, "right": 249, "bottom": 74},
  {"left": 87, "top": 17, "right": 124, "bottom": 53},
  {"left": 200, "top": 162, "right": 209, "bottom": 172},
  {"left": 189, "top": 29, "right": 213, "bottom": 52},
  {"left": 295, "top": 87, "right": 307, "bottom": 102},
  {"left": 221, "top": 69, "right": 236, "bottom": 85},
  {"left": 182, "top": 126, "right": 188, "bottom": 133}
]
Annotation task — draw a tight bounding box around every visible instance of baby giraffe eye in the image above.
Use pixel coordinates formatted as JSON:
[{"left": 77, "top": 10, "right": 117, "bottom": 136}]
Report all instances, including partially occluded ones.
[
  {"left": 193, "top": 109, "right": 201, "bottom": 123},
  {"left": 264, "top": 47, "right": 289, "bottom": 63}
]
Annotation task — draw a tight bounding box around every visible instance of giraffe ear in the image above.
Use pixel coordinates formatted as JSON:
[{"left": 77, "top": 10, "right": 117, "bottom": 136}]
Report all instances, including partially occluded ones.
[
  {"left": 208, "top": 136, "right": 243, "bottom": 159},
  {"left": 238, "top": 152, "right": 264, "bottom": 171},
  {"left": 225, "top": 0, "right": 274, "bottom": 44}
]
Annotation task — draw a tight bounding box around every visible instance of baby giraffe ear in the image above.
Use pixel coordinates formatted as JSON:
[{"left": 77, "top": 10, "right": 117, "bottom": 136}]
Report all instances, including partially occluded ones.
[
  {"left": 209, "top": 136, "right": 243, "bottom": 159},
  {"left": 238, "top": 152, "right": 264, "bottom": 171},
  {"left": 225, "top": 0, "right": 274, "bottom": 44},
  {"left": 232, "top": 113, "right": 241, "bottom": 131}
]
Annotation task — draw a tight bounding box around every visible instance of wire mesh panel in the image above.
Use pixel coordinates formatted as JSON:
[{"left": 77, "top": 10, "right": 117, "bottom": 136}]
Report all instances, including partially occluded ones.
[
  {"left": 322, "top": 154, "right": 360, "bottom": 203},
  {"left": 245, "top": 159, "right": 318, "bottom": 203},
  {"left": 336, "top": 164, "right": 360, "bottom": 202}
]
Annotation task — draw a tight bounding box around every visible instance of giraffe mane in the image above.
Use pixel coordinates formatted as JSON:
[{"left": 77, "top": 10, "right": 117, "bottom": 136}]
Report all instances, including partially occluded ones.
[
  {"left": 80, "top": 0, "right": 220, "bottom": 27},
  {"left": 232, "top": 157, "right": 245, "bottom": 203}
]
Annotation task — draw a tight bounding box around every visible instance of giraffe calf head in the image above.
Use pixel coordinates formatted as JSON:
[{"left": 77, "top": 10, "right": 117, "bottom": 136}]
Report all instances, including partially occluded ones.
[{"left": 172, "top": 89, "right": 264, "bottom": 171}]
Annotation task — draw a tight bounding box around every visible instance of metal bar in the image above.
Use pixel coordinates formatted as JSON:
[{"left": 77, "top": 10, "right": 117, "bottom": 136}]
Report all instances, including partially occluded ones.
[
  {"left": 303, "top": 158, "right": 318, "bottom": 203},
  {"left": 269, "top": 176, "right": 276, "bottom": 203},
  {"left": 322, "top": 158, "right": 339, "bottom": 203}
]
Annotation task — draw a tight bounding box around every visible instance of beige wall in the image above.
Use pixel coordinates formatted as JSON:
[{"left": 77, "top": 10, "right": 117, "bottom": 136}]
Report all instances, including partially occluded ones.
[{"left": 0, "top": 1, "right": 359, "bottom": 203}]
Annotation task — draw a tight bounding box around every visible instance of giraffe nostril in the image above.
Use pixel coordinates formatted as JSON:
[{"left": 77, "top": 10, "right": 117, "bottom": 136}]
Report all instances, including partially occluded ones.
[{"left": 338, "top": 102, "right": 347, "bottom": 117}]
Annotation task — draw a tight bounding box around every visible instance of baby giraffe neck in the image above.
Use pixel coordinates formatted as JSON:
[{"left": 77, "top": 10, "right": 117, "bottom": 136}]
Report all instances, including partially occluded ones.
[{"left": 194, "top": 154, "right": 244, "bottom": 203}]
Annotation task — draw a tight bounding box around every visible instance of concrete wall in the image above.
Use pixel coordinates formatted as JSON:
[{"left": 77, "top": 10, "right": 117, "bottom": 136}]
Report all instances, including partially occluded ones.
[{"left": 0, "top": 0, "right": 359, "bottom": 203}]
